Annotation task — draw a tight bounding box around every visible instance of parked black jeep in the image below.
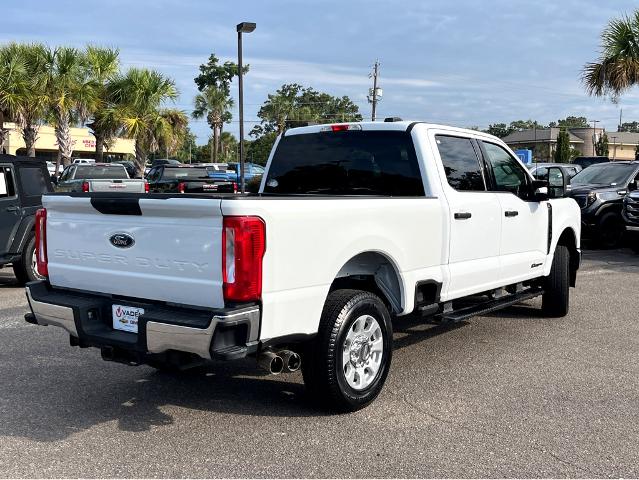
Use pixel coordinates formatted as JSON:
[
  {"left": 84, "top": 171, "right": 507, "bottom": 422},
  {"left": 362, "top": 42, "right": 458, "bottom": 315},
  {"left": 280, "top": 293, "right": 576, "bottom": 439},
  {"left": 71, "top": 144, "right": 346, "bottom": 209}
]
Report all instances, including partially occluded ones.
[{"left": 0, "top": 155, "right": 53, "bottom": 284}]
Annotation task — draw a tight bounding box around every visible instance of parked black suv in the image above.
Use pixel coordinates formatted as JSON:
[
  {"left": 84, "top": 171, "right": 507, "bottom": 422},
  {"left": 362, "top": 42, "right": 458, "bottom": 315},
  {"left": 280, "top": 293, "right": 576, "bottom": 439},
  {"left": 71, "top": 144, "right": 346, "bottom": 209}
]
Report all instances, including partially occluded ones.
[
  {"left": 622, "top": 189, "right": 639, "bottom": 253},
  {"left": 569, "top": 161, "right": 639, "bottom": 248},
  {"left": 0, "top": 155, "right": 53, "bottom": 284}
]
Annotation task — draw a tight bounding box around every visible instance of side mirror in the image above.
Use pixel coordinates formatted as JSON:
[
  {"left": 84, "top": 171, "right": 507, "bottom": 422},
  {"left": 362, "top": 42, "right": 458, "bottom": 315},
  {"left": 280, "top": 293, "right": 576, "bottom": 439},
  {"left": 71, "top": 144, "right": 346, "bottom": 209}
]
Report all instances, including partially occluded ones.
[
  {"left": 628, "top": 180, "right": 638, "bottom": 192},
  {"left": 531, "top": 179, "right": 548, "bottom": 201},
  {"left": 547, "top": 166, "right": 567, "bottom": 199}
]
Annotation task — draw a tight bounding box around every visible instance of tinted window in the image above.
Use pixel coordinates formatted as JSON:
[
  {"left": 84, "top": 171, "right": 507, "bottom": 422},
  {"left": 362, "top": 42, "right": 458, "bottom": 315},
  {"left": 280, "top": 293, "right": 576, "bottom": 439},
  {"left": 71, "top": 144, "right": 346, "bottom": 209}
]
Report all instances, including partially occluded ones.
[
  {"left": 0, "top": 166, "right": 16, "bottom": 198},
  {"left": 19, "top": 167, "right": 49, "bottom": 196},
  {"left": 162, "top": 167, "right": 215, "bottom": 180},
  {"left": 571, "top": 163, "right": 637, "bottom": 186},
  {"left": 264, "top": 131, "right": 424, "bottom": 196},
  {"left": 435, "top": 135, "right": 485, "bottom": 191},
  {"left": 482, "top": 142, "right": 529, "bottom": 195},
  {"left": 75, "top": 165, "right": 129, "bottom": 179}
]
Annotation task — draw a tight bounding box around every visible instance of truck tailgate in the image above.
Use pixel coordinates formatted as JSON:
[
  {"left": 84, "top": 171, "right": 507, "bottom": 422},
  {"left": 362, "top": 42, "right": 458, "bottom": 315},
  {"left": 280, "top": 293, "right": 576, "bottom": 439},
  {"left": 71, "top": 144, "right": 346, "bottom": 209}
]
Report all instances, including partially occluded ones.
[
  {"left": 43, "top": 195, "right": 225, "bottom": 308},
  {"left": 89, "top": 179, "right": 146, "bottom": 193}
]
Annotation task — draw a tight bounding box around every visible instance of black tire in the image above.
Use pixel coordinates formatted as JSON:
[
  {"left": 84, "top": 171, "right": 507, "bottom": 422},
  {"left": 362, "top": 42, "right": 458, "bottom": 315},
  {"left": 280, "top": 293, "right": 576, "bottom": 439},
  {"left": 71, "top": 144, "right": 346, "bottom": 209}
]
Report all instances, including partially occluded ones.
[
  {"left": 597, "top": 212, "right": 624, "bottom": 249},
  {"left": 12, "top": 235, "right": 43, "bottom": 286},
  {"left": 302, "top": 289, "right": 393, "bottom": 412},
  {"left": 542, "top": 245, "right": 570, "bottom": 317}
]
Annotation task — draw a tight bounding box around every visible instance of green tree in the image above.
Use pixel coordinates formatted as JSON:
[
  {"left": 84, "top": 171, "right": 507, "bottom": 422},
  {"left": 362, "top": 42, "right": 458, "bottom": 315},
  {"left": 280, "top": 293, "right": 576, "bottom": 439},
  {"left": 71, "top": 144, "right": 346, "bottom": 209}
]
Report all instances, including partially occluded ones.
[
  {"left": 550, "top": 116, "right": 589, "bottom": 128},
  {"left": 84, "top": 46, "right": 120, "bottom": 162},
  {"left": 0, "top": 43, "right": 28, "bottom": 153},
  {"left": 554, "top": 128, "right": 571, "bottom": 163},
  {"left": 41, "top": 46, "right": 97, "bottom": 169},
  {"left": 595, "top": 132, "right": 609, "bottom": 156},
  {"left": 253, "top": 84, "right": 362, "bottom": 136},
  {"left": 106, "top": 68, "right": 179, "bottom": 174},
  {"left": 192, "top": 86, "right": 233, "bottom": 162},
  {"left": 619, "top": 121, "right": 639, "bottom": 132},
  {"left": 173, "top": 128, "right": 197, "bottom": 162},
  {"left": 246, "top": 131, "right": 278, "bottom": 165},
  {"left": 485, "top": 123, "right": 512, "bottom": 137},
  {"left": 219, "top": 131, "right": 238, "bottom": 162},
  {"left": 194, "top": 54, "right": 247, "bottom": 95},
  {"left": 509, "top": 119, "right": 545, "bottom": 131},
  {"left": 583, "top": 10, "right": 639, "bottom": 98}
]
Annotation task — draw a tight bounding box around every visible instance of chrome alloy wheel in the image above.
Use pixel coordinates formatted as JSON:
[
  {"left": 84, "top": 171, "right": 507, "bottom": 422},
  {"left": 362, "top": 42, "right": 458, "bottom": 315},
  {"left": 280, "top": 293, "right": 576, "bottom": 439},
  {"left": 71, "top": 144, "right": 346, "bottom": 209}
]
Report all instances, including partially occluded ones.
[{"left": 342, "top": 314, "right": 384, "bottom": 390}]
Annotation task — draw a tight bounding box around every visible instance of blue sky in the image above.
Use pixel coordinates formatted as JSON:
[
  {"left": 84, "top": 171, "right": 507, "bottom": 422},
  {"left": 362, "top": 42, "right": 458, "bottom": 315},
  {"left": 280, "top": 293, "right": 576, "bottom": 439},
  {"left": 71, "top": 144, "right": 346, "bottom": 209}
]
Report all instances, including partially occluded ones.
[{"left": 3, "top": 0, "right": 639, "bottom": 143}]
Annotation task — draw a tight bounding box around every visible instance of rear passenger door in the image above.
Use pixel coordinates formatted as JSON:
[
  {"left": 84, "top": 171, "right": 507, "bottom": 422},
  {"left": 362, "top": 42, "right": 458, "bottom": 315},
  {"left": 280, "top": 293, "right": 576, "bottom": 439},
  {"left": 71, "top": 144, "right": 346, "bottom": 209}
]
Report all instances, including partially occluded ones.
[
  {"left": 480, "top": 141, "right": 548, "bottom": 284},
  {"left": 0, "top": 165, "right": 19, "bottom": 254},
  {"left": 433, "top": 134, "right": 502, "bottom": 299}
]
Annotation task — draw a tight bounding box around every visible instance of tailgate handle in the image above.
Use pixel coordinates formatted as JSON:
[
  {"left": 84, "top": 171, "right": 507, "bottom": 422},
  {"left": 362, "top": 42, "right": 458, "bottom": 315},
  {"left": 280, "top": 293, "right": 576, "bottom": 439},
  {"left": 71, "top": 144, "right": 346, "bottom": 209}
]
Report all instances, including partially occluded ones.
[
  {"left": 505, "top": 210, "right": 519, "bottom": 217},
  {"left": 90, "top": 198, "right": 142, "bottom": 215},
  {"left": 454, "top": 212, "right": 472, "bottom": 220}
]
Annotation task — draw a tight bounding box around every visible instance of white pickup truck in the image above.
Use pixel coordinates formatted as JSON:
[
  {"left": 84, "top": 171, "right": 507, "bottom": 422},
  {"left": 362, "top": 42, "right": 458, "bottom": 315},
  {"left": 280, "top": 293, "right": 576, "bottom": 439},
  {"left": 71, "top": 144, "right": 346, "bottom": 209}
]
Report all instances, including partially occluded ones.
[{"left": 25, "top": 121, "right": 581, "bottom": 412}]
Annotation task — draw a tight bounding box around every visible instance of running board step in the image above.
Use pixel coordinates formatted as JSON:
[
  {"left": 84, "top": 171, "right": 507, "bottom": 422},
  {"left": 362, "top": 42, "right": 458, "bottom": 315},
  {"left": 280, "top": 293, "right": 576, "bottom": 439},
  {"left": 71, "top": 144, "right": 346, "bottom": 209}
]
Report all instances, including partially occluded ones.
[{"left": 440, "top": 289, "right": 543, "bottom": 323}]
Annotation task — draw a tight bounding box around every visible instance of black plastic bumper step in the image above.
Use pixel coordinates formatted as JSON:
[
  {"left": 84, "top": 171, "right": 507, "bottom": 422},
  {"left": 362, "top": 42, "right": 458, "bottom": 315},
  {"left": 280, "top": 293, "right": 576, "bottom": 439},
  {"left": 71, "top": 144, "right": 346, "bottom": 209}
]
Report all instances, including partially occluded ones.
[{"left": 440, "top": 288, "right": 543, "bottom": 323}]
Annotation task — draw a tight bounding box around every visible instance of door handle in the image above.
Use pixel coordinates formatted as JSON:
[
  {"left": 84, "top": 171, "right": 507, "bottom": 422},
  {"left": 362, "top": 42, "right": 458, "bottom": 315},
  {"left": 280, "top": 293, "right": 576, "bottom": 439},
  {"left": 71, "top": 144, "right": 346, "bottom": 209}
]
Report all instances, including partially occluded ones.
[
  {"left": 6, "top": 206, "right": 20, "bottom": 213},
  {"left": 505, "top": 210, "right": 519, "bottom": 217},
  {"left": 454, "top": 212, "right": 472, "bottom": 220}
]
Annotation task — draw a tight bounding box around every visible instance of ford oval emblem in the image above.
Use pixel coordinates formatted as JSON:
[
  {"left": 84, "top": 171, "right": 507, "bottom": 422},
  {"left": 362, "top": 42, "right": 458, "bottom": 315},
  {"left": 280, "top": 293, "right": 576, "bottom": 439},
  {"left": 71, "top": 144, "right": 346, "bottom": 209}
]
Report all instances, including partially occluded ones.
[{"left": 109, "top": 233, "right": 135, "bottom": 249}]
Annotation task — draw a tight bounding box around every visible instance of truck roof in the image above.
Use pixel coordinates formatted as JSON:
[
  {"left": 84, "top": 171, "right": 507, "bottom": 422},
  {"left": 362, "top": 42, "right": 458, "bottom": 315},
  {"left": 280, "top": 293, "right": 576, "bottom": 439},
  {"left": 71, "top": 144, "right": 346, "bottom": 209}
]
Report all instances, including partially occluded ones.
[
  {"left": 0, "top": 154, "right": 47, "bottom": 165},
  {"left": 283, "top": 121, "right": 502, "bottom": 142}
]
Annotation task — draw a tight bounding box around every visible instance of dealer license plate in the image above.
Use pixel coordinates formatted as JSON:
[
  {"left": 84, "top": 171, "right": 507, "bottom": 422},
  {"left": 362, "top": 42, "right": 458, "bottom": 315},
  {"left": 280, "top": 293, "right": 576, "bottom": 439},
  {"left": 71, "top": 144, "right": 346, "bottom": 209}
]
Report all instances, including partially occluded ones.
[{"left": 112, "top": 304, "right": 144, "bottom": 333}]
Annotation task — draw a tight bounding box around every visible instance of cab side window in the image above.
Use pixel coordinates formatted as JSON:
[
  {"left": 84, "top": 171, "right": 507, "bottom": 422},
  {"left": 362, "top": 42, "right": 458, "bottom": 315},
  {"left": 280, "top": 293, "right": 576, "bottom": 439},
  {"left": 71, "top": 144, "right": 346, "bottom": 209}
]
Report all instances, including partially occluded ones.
[
  {"left": 435, "top": 135, "right": 485, "bottom": 191},
  {"left": 482, "top": 142, "right": 529, "bottom": 196},
  {"left": 0, "top": 166, "right": 16, "bottom": 198}
]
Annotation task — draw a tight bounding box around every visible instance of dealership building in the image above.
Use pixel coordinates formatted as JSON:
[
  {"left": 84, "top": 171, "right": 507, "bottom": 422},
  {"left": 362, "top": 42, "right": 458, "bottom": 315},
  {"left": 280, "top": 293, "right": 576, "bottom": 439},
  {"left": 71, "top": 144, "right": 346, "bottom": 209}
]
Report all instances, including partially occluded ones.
[{"left": 1, "top": 122, "right": 135, "bottom": 161}]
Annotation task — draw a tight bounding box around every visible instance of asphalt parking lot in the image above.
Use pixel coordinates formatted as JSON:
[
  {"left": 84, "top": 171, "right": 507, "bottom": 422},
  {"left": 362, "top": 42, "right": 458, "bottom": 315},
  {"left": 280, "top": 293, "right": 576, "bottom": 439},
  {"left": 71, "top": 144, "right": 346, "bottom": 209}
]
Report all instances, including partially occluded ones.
[{"left": 1, "top": 249, "right": 638, "bottom": 478}]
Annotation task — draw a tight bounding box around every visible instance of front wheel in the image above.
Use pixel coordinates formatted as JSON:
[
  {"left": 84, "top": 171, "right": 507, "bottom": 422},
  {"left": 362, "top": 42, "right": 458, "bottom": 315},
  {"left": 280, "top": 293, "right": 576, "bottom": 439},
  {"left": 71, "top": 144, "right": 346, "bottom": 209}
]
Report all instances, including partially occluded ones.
[
  {"left": 302, "top": 289, "right": 393, "bottom": 412},
  {"left": 542, "top": 245, "right": 570, "bottom": 317},
  {"left": 13, "top": 235, "right": 45, "bottom": 286},
  {"left": 597, "top": 212, "right": 624, "bottom": 249}
]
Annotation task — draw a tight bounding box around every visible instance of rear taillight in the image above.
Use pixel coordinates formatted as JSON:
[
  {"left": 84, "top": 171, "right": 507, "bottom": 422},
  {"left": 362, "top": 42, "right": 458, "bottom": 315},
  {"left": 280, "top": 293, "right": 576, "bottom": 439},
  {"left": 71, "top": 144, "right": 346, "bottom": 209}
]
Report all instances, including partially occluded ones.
[
  {"left": 178, "top": 182, "right": 186, "bottom": 194},
  {"left": 222, "top": 216, "right": 266, "bottom": 302},
  {"left": 35, "top": 208, "right": 48, "bottom": 277},
  {"left": 81, "top": 181, "right": 89, "bottom": 192},
  {"left": 144, "top": 181, "right": 149, "bottom": 193},
  {"left": 233, "top": 182, "right": 238, "bottom": 194}
]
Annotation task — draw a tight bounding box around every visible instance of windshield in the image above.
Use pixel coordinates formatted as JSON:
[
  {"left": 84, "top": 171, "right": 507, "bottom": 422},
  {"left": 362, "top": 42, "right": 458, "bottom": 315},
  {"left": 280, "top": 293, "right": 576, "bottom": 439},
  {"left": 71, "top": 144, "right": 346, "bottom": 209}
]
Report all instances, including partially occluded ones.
[
  {"left": 75, "top": 165, "right": 129, "bottom": 179},
  {"left": 263, "top": 131, "right": 424, "bottom": 196},
  {"left": 570, "top": 163, "right": 636, "bottom": 186},
  {"left": 162, "top": 167, "right": 215, "bottom": 180}
]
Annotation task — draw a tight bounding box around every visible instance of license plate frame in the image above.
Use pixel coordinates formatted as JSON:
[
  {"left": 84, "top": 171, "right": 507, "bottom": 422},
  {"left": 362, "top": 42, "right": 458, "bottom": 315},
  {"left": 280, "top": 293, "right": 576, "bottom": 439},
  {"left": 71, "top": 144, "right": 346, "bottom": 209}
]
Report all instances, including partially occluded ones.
[{"left": 112, "top": 304, "right": 144, "bottom": 333}]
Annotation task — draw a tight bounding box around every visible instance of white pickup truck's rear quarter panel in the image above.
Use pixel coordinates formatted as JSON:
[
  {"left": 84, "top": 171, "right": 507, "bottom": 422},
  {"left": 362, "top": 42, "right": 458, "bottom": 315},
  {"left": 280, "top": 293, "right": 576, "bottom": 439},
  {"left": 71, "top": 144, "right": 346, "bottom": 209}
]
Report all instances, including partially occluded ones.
[
  {"left": 44, "top": 195, "right": 225, "bottom": 308},
  {"left": 221, "top": 198, "right": 446, "bottom": 340}
]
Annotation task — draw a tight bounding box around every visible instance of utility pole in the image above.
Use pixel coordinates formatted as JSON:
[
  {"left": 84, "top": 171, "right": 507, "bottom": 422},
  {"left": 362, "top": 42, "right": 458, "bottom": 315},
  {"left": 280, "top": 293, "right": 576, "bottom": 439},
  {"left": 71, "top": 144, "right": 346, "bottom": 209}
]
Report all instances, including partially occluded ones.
[
  {"left": 589, "top": 119, "right": 600, "bottom": 156},
  {"left": 368, "top": 60, "right": 381, "bottom": 121},
  {"left": 619, "top": 108, "right": 623, "bottom": 131}
]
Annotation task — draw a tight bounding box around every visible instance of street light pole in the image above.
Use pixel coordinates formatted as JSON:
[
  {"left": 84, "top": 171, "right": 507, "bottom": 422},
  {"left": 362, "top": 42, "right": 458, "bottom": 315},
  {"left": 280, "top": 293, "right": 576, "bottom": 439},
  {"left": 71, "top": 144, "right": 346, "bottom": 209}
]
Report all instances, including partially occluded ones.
[
  {"left": 589, "top": 119, "right": 600, "bottom": 156},
  {"left": 237, "top": 21, "right": 256, "bottom": 194}
]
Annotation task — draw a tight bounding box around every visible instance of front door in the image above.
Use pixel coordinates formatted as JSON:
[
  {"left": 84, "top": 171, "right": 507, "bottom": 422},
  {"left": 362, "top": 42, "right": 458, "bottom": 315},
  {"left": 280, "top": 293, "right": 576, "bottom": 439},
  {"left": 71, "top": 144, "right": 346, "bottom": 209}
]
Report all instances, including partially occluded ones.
[
  {"left": 432, "top": 133, "right": 503, "bottom": 300},
  {"left": 0, "top": 165, "right": 19, "bottom": 255},
  {"left": 480, "top": 141, "right": 548, "bottom": 284}
]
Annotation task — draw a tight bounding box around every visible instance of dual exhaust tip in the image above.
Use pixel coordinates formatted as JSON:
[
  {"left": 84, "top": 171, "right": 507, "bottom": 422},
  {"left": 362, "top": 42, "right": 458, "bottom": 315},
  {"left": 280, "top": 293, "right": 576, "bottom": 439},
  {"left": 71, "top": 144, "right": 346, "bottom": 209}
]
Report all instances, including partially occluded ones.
[{"left": 258, "top": 349, "right": 301, "bottom": 375}]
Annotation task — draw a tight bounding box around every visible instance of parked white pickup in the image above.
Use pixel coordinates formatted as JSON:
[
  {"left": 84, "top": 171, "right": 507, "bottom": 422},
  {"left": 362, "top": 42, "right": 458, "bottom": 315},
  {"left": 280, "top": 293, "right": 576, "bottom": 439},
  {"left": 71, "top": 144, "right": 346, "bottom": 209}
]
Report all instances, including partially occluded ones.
[{"left": 25, "top": 121, "right": 581, "bottom": 411}]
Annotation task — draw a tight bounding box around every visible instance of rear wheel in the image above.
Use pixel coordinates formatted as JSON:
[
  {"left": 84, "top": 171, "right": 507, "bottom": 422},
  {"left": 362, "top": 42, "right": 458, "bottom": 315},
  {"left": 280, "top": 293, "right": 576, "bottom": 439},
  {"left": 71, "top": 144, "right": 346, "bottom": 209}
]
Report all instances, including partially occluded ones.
[
  {"left": 542, "top": 245, "right": 570, "bottom": 317},
  {"left": 302, "top": 289, "right": 393, "bottom": 412},
  {"left": 597, "top": 212, "right": 624, "bottom": 249},
  {"left": 13, "top": 235, "right": 44, "bottom": 286}
]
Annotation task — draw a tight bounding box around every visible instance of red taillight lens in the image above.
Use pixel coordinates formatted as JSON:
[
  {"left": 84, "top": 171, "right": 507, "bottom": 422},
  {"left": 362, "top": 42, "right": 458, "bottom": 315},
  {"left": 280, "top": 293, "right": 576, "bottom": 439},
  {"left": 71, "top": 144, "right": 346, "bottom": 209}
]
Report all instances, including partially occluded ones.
[
  {"left": 144, "top": 181, "right": 149, "bottom": 193},
  {"left": 35, "top": 208, "right": 48, "bottom": 277},
  {"left": 81, "top": 181, "right": 89, "bottom": 192},
  {"left": 178, "top": 182, "right": 186, "bottom": 193},
  {"left": 331, "top": 124, "right": 349, "bottom": 132},
  {"left": 233, "top": 182, "right": 238, "bottom": 194},
  {"left": 222, "top": 216, "right": 266, "bottom": 302}
]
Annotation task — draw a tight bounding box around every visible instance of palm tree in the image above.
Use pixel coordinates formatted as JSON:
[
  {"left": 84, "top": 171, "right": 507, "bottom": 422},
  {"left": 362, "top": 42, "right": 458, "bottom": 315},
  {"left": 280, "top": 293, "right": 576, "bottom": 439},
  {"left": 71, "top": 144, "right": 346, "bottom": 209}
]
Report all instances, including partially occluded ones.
[
  {"left": 107, "top": 68, "right": 179, "bottom": 175},
  {"left": 583, "top": 10, "right": 639, "bottom": 99},
  {"left": 84, "top": 46, "right": 120, "bottom": 162},
  {"left": 12, "top": 43, "right": 48, "bottom": 157},
  {"left": 156, "top": 108, "right": 189, "bottom": 157},
  {"left": 192, "top": 86, "right": 233, "bottom": 162},
  {"left": 0, "top": 43, "right": 28, "bottom": 154},
  {"left": 41, "top": 46, "right": 96, "bottom": 169}
]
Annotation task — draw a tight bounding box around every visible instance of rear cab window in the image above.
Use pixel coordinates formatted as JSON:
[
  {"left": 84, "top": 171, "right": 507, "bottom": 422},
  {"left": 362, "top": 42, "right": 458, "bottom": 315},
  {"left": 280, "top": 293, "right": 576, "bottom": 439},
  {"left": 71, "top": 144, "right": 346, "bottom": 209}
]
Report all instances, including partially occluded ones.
[
  {"left": 0, "top": 165, "right": 17, "bottom": 199},
  {"left": 75, "top": 165, "right": 129, "bottom": 179},
  {"left": 162, "top": 168, "right": 215, "bottom": 180},
  {"left": 435, "top": 135, "right": 486, "bottom": 191},
  {"left": 264, "top": 130, "right": 424, "bottom": 196}
]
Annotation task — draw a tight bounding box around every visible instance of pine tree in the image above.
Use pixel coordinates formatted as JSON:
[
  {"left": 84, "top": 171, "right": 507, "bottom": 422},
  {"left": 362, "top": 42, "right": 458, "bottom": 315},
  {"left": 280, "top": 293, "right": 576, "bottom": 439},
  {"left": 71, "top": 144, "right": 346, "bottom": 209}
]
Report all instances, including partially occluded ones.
[{"left": 554, "top": 128, "right": 571, "bottom": 163}]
